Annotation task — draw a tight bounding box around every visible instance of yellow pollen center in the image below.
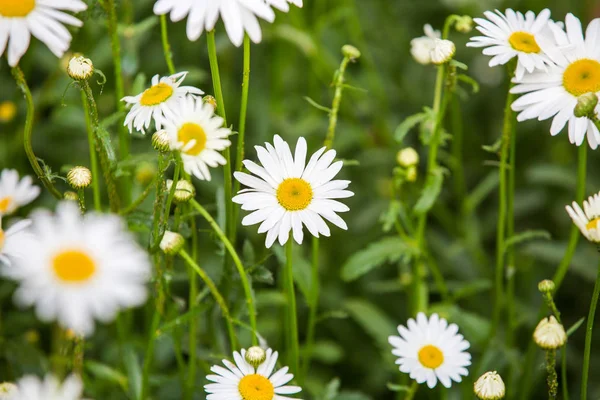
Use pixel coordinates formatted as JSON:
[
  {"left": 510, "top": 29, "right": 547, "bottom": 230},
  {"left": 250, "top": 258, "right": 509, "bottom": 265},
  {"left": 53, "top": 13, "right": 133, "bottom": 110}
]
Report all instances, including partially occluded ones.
[
  {"left": 276, "top": 178, "right": 313, "bottom": 211},
  {"left": 0, "top": 101, "right": 17, "bottom": 123},
  {"left": 0, "top": 0, "right": 35, "bottom": 17},
  {"left": 140, "top": 83, "right": 174, "bottom": 106},
  {"left": 563, "top": 59, "right": 600, "bottom": 97},
  {"left": 0, "top": 197, "right": 13, "bottom": 213},
  {"left": 178, "top": 123, "right": 207, "bottom": 156},
  {"left": 238, "top": 374, "right": 274, "bottom": 400},
  {"left": 52, "top": 250, "right": 96, "bottom": 283},
  {"left": 0, "top": 229, "right": 5, "bottom": 250},
  {"left": 586, "top": 217, "right": 600, "bottom": 231},
  {"left": 508, "top": 31, "right": 540, "bottom": 53},
  {"left": 418, "top": 345, "right": 444, "bottom": 369}
]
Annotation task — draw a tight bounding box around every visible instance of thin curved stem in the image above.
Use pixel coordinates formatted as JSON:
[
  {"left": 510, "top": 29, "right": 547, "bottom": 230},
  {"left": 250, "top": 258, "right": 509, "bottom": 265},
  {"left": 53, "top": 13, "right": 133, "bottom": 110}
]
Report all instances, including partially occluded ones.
[
  {"left": 324, "top": 56, "right": 351, "bottom": 149},
  {"left": 285, "top": 240, "right": 300, "bottom": 375},
  {"left": 160, "top": 15, "right": 176, "bottom": 75},
  {"left": 581, "top": 261, "right": 600, "bottom": 400}
]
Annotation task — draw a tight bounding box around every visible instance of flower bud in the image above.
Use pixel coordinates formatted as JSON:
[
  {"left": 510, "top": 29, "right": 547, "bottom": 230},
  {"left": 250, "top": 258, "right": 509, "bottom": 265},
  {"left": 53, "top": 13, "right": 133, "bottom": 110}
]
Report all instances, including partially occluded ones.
[
  {"left": 533, "top": 316, "right": 567, "bottom": 350},
  {"left": 474, "top": 371, "right": 505, "bottom": 400},
  {"left": 0, "top": 382, "right": 17, "bottom": 399},
  {"left": 203, "top": 95, "right": 217, "bottom": 110},
  {"left": 63, "top": 191, "right": 79, "bottom": 202},
  {"left": 574, "top": 93, "right": 599, "bottom": 118},
  {"left": 135, "top": 162, "right": 157, "bottom": 185},
  {"left": 396, "top": 147, "right": 419, "bottom": 168},
  {"left": 160, "top": 231, "right": 185, "bottom": 255},
  {"left": 67, "top": 55, "right": 94, "bottom": 81},
  {"left": 0, "top": 101, "right": 17, "bottom": 123},
  {"left": 538, "top": 279, "right": 556, "bottom": 294},
  {"left": 152, "top": 130, "right": 171, "bottom": 153},
  {"left": 67, "top": 166, "right": 92, "bottom": 189},
  {"left": 166, "top": 179, "right": 196, "bottom": 203},
  {"left": 406, "top": 166, "right": 418, "bottom": 182},
  {"left": 455, "top": 15, "right": 474, "bottom": 33},
  {"left": 245, "top": 346, "right": 267, "bottom": 367},
  {"left": 342, "top": 44, "right": 361, "bottom": 60},
  {"left": 430, "top": 39, "right": 456, "bottom": 65}
]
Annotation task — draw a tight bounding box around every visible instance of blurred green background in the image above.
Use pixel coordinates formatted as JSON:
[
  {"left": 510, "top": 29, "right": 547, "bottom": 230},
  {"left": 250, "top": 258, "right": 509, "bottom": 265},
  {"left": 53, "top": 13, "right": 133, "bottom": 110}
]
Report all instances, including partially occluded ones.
[{"left": 1, "top": 0, "right": 600, "bottom": 399}]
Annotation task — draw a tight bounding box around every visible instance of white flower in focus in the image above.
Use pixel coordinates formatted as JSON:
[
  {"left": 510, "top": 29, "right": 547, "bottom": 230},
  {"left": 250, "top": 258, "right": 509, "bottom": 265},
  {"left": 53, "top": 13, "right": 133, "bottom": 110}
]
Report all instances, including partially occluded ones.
[
  {"left": 1, "top": 202, "right": 151, "bottom": 336},
  {"left": 388, "top": 312, "right": 471, "bottom": 388},
  {"left": 411, "top": 24, "right": 441, "bottom": 65},
  {"left": 66, "top": 55, "right": 93, "bottom": 81},
  {"left": 233, "top": 135, "right": 354, "bottom": 248},
  {"left": 430, "top": 39, "right": 456, "bottom": 64},
  {"left": 533, "top": 316, "right": 567, "bottom": 350},
  {"left": 474, "top": 371, "right": 505, "bottom": 400},
  {"left": 204, "top": 348, "right": 301, "bottom": 400},
  {"left": 0, "top": 169, "right": 40, "bottom": 216},
  {"left": 566, "top": 190, "right": 600, "bottom": 243},
  {"left": 511, "top": 14, "right": 600, "bottom": 148},
  {"left": 153, "top": 0, "right": 285, "bottom": 46},
  {"left": 9, "top": 374, "right": 85, "bottom": 400},
  {"left": 122, "top": 72, "right": 203, "bottom": 134},
  {"left": 467, "top": 9, "right": 554, "bottom": 80},
  {"left": 164, "top": 97, "right": 231, "bottom": 181},
  {"left": 0, "top": 0, "right": 87, "bottom": 67},
  {"left": 0, "top": 218, "right": 32, "bottom": 266}
]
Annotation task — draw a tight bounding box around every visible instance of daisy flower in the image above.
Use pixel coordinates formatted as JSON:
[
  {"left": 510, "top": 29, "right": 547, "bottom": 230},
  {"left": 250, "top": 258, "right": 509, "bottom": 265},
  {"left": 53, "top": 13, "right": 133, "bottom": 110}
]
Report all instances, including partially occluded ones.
[
  {"left": 233, "top": 135, "right": 354, "bottom": 248},
  {"left": 467, "top": 9, "right": 555, "bottom": 80},
  {"left": 411, "top": 24, "right": 441, "bottom": 65},
  {"left": 204, "top": 347, "right": 302, "bottom": 400},
  {"left": 9, "top": 373, "right": 85, "bottom": 400},
  {"left": 511, "top": 14, "right": 600, "bottom": 148},
  {"left": 0, "top": 0, "right": 87, "bottom": 67},
  {"left": 0, "top": 218, "right": 32, "bottom": 266},
  {"left": 565, "top": 190, "right": 600, "bottom": 243},
  {"left": 1, "top": 201, "right": 151, "bottom": 336},
  {"left": 122, "top": 71, "right": 203, "bottom": 134},
  {"left": 164, "top": 97, "right": 232, "bottom": 181},
  {"left": 388, "top": 312, "right": 471, "bottom": 388},
  {"left": 0, "top": 169, "right": 40, "bottom": 216}
]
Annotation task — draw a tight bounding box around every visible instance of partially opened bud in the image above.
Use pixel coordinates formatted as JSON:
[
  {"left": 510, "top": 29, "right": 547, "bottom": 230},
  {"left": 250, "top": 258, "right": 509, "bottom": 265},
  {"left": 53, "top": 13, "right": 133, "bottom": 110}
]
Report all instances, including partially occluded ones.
[
  {"left": 474, "top": 371, "right": 505, "bottom": 400},
  {"left": 430, "top": 39, "right": 456, "bottom": 65},
  {"left": 152, "top": 130, "right": 171, "bottom": 153},
  {"left": 533, "top": 316, "right": 567, "bottom": 350},
  {"left": 574, "top": 93, "right": 599, "bottom": 118},
  {"left": 245, "top": 346, "right": 267, "bottom": 367},
  {"left": 160, "top": 231, "right": 185, "bottom": 255},
  {"left": 538, "top": 279, "right": 556, "bottom": 294},
  {"left": 455, "top": 15, "right": 474, "bottom": 33},
  {"left": 67, "top": 166, "right": 92, "bottom": 189},
  {"left": 166, "top": 180, "right": 196, "bottom": 203},
  {"left": 342, "top": 44, "right": 361, "bottom": 60},
  {"left": 396, "top": 147, "right": 419, "bottom": 167},
  {"left": 67, "top": 55, "right": 94, "bottom": 81},
  {"left": 63, "top": 191, "right": 79, "bottom": 202}
]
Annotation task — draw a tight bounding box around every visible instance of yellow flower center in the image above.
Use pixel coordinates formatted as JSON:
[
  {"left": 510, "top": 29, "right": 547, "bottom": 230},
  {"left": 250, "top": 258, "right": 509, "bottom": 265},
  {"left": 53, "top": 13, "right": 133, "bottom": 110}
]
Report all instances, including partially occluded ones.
[
  {"left": 508, "top": 31, "right": 540, "bottom": 53},
  {"left": 0, "top": 197, "right": 13, "bottom": 213},
  {"left": 418, "top": 344, "right": 444, "bottom": 369},
  {"left": 178, "top": 123, "right": 207, "bottom": 156},
  {"left": 0, "top": 0, "right": 35, "bottom": 17},
  {"left": 140, "top": 83, "right": 174, "bottom": 106},
  {"left": 276, "top": 178, "right": 313, "bottom": 211},
  {"left": 238, "top": 374, "right": 274, "bottom": 400},
  {"left": 0, "top": 101, "right": 17, "bottom": 123},
  {"left": 0, "top": 229, "right": 5, "bottom": 250},
  {"left": 563, "top": 59, "right": 600, "bottom": 97},
  {"left": 586, "top": 217, "right": 600, "bottom": 231},
  {"left": 52, "top": 250, "right": 97, "bottom": 283}
]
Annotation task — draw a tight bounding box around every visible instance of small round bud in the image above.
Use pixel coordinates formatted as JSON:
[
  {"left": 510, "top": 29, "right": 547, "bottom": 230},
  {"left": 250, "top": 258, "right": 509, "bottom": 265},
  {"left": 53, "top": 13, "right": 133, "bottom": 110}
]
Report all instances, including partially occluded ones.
[
  {"left": 431, "top": 39, "right": 456, "bottom": 65},
  {"left": 455, "top": 15, "right": 474, "bottom": 33},
  {"left": 396, "top": 147, "right": 419, "bottom": 168},
  {"left": 203, "top": 95, "right": 217, "bottom": 110},
  {"left": 166, "top": 179, "right": 196, "bottom": 203},
  {"left": 63, "top": 191, "right": 79, "bottom": 201},
  {"left": 135, "top": 162, "right": 157, "bottom": 185},
  {"left": 533, "top": 316, "right": 567, "bottom": 350},
  {"left": 245, "top": 346, "right": 267, "bottom": 367},
  {"left": 0, "top": 382, "right": 17, "bottom": 399},
  {"left": 0, "top": 101, "right": 17, "bottom": 123},
  {"left": 474, "top": 371, "right": 505, "bottom": 400},
  {"left": 406, "top": 166, "right": 418, "bottom": 182},
  {"left": 67, "top": 166, "right": 92, "bottom": 189},
  {"left": 574, "top": 93, "right": 599, "bottom": 118},
  {"left": 342, "top": 44, "right": 361, "bottom": 60},
  {"left": 24, "top": 329, "right": 40, "bottom": 344},
  {"left": 152, "top": 130, "right": 171, "bottom": 153},
  {"left": 160, "top": 231, "right": 185, "bottom": 255},
  {"left": 538, "top": 279, "right": 556, "bottom": 294},
  {"left": 67, "top": 55, "right": 94, "bottom": 81}
]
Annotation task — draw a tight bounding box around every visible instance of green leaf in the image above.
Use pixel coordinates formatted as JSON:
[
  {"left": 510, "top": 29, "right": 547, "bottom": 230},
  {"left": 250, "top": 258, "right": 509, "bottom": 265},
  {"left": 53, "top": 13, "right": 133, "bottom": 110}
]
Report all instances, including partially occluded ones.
[
  {"left": 394, "top": 110, "right": 429, "bottom": 143},
  {"left": 386, "top": 383, "right": 411, "bottom": 392},
  {"left": 345, "top": 299, "right": 396, "bottom": 349},
  {"left": 251, "top": 265, "right": 275, "bottom": 285},
  {"left": 449, "top": 59, "right": 468, "bottom": 70},
  {"left": 413, "top": 168, "right": 444, "bottom": 215},
  {"left": 503, "top": 230, "right": 551, "bottom": 253},
  {"left": 316, "top": 309, "right": 350, "bottom": 323},
  {"left": 464, "top": 172, "right": 499, "bottom": 212},
  {"left": 322, "top": 378, "right": 341, "bottom": 400},
  {"left": 85, "top": 361, "right": 128, "bottom": 391},
  {"left": 449, "top": 279, "right": 492, "bottom": 300},
  {"left": 341, "top": 237, "right": 418, "bottom": 281},
  {"left": 457, "top": 74, "right": 480, "bottom": 93},
  {"left": 482, "top": 137, "right": 502, "bottom": 154},
  {"left": 379, "top": 200, "right": 401, "bottom": 233},
  {"left": 124, "top": 347, "right": 142, "bottom": 400},
  {"left": 567, "top": 317, "right": 586, "bottom": 337},
  {"left": 311, "top": 340, "right": 345, "bottom": 364},
  {"left": 304, "top": 96, "right": 332, "bottom": 113},
  {"left": 335, "top": 391, "right": 372, "bottom": 400}
]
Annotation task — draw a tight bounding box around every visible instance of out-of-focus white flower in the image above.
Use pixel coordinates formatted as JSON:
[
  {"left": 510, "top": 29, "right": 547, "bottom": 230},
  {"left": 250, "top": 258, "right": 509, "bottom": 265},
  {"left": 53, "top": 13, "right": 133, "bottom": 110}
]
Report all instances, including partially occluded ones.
[
  {"left": 0, "top": 218, "right": 32, "bottom": 266},
  {"left": 411, "top": 24, "right": 441, "bottom": 65},
  {"left": 9, "top": 374, "right": 85, "bottom": 400},
  {"left": 0, "top": 169, "right": 40, "bottom": 216}
]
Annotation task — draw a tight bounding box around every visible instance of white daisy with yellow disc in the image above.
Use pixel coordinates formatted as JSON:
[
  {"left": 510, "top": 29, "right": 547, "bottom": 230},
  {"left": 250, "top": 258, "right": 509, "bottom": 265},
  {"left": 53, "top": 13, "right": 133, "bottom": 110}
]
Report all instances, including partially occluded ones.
[
  {"left": 204, "top": 347, "right": 302, "bottom": 400},
  {"left": 0, "top": 201, "right": 151, "bottom": 336},
  {"left": 0, "top": 218, "right": 32, "bottom": 266},
  {"left": 511, "top": 14, "right": 600, "bottom": 148},
  {"left": 164, "top": 96, "right": 232, "bottom": 181},
  {"left": 388, "top": 312, "right": 471, "bottom": 388},
  {"left": 566, "top": 190, "right": 600, "bottom": 243},
  {"left": 0, "top": 0, "right": 87, "bottom": 67},
  {"left": 233, "top": 135, "right": 354, "bottom": 248},
  {"left": 122, "top": 71, "right": 203, "bottom": 134},
  {"left": 467, "top": 8, "right": 554, "bottom": 80},
  {"left": 0, "top": 169, "right": 40, "bottom": 216},
  {"left": 9, "top": 373, "right": 85, "bottom": 400}
]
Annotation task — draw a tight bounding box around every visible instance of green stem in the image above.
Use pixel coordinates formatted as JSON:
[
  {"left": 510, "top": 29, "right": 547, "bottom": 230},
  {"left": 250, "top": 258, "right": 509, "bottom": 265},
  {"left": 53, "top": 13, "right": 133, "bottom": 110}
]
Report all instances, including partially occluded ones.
[
  {"left": 11, "top": 66, "right": 62, "bottom": 199},
  {"left": 186, "top": 255, "right": 197, "bottom": 400},
  {"left": 151, "top": 154, "right": 168, "bottom": 251},
  {"left": 581, "top": 261, "right": 600, "bottom": 400},
  {"left": 324, "top": 56, "right": 350, "bottom": 149},
  {"left": 404, "top": 381, "right": 419, "bottom": 400},
  {"left": 562, "top": 348, "right": 569, "bottom": 400},
  {"left": 77, "top": 188, "right": 86, "bottom": 213},
  {"left": 285, "top": 240, "right": 300, "bottom": 375},
  {"left": 505, "top": 101, "right": 517, "bottom": 342},
  {"left": 547, "top": 350, "right": 558, "bottom": 400},
  {"left": 160, "top": 15, "right": 176, "bottom": 75},
  {"left": 302, "top": 236, "right": 320, "bottom": 382},
  {"left": 120, "top": 179, "right": 155, "bottom": 215},
  {"left": 190, "top": 199, "right": 257, "bottom": 345},
  {"left": 81, "top": 91, "right": 101, "bottom": 211},
  {"left": 140, "top": 306, "right": 161, "bottom": 400}
]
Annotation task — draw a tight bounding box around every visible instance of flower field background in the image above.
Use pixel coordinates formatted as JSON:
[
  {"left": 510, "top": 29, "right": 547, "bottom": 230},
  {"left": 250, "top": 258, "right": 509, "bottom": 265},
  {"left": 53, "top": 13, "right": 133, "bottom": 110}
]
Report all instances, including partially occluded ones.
[{"left": 1, "top": 0, "right": 600, "bottom": 399}]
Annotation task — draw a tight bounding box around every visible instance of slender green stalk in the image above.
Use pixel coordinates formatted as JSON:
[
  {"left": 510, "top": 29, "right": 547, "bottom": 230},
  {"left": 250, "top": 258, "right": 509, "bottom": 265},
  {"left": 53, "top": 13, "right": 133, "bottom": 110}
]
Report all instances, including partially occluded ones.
[
  {"left": 140, "top": 306, "right": 161, "bottom": 400},
  {"left": 77, "top": 189, "right": 86, "bottom": 213},
  {"left": 11, "top": 66, "right": 62, "bottom": 199},
  {"left": 581, "top": 261, "right": 600, "bottom": 400},
  {"left": 562, "top": 348, "right": 569, "bottom": 400},
  {"left": 190, "top": 199, "right": 257, "bottom": 344},
  {"left": 120, "top": 179, "right": 155, "bottom": 215},
  {"left": 186, "top": 255, "right": 197, "bottom": 400},
  {"left": 81, "top": 91, "right": 101, "bottom": 211},
  {"left": 546, "top": 350, "right": 558, "bottom": 400},
  {"left": 404, "top": 381, "right": 419, "bottom": 400},
  {"left": 73, "top": 336, "right": 84, "bottom": 374},
  {"left": 151, "top": 154, "right": 168, "bottom": 250},
  {"left": 285, "top": 240, "right": 300, "bottom": 375},
  {"left": 160, "top": 15, "right": 176, "bottom": 75},
  {"left": 450, "top": 97, "right": 466, "bottom": 202},
  {"left": 324, "top": 55, "right": 351, "bottom": 149},
  {"left": 302, "top": 236, "right": 319, "bottom": 382}
]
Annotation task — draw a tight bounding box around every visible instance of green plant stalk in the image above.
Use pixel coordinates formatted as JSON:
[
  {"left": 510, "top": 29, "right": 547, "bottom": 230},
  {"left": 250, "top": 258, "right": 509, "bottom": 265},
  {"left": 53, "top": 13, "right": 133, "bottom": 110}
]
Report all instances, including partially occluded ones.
[
  {"left": 562, "top": 348, "right": 569, "bottom": 400},
  {"left": 186, "top": 254, "right": 197, "bottom": 400},
  {"left": 73, "top": 336, "right": 84, "bottom": 375},
  {"left": 190, "top": 199, "right": 257, "bottom": 345},
  {"left": 302, "top": 236, "right": 319, "bottom": 382},
  {"left": 404, "top": 381, "right": 419, "bottom": 400},
  {"left": 160, "top": 15, "right": 176, "bottom": 75},
  {"left": 158, "top": 160, "right": 181, "bottom": 248},
  {"left": 151, "top": 154, "right": 168, "bottom": 251},
  {"left": 285, "top": 240, "right": 300, "bottom": 375},
  {"left": 450, "top": 97, "right": 466, "bottom": 203},
  {"left": 81, "top": 91, "right": 101, "bottom": 211},
  {"left": 140, "top": 306, "right": 161, "bottom": 400},
  {"left": 11, "top": 67, "right": 62, "bottom": 199},
  {"left": 77, "top": 189, "right": 86, "bottom": 213},
  {"left": 120, "top": 179, "right": 155, "bottom": 215},
  {"left": 324, "top": 56, "right": 351, "bottom": 149},
  {"left": 581, "top": 261, "right": 600, "bottom": 400},
  {"left": 547, "top": 349, "right": 558, "bottom": 400}
]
